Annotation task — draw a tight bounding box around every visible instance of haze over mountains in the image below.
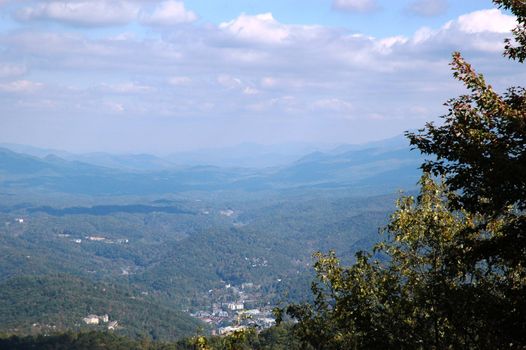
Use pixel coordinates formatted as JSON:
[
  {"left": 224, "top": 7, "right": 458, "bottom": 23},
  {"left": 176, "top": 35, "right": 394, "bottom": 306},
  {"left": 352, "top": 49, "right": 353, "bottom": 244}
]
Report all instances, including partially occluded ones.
[
  {"left": 0, "top": 133, "right": 424, "bottom": 340},
  {"left": 0, "top": 135, "right": 422, "bottom": 197}
]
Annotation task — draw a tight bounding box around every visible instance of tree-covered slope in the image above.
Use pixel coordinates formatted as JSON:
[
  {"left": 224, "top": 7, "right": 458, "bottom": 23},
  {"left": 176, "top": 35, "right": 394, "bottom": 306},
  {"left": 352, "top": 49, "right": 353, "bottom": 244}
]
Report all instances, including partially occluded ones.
[{"left": 0, "top": 275, "right": 202, "bottom": 341}]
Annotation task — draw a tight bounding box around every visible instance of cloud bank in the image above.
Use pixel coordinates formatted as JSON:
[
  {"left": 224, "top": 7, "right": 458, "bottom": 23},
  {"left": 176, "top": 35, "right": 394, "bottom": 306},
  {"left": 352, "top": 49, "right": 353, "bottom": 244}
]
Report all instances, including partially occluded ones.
[
  {"left": 0, "top": 3, "right": 522, "bottom": 152},
  {"left": 15, "top": 0, "right": 197, "bottom": 27}
]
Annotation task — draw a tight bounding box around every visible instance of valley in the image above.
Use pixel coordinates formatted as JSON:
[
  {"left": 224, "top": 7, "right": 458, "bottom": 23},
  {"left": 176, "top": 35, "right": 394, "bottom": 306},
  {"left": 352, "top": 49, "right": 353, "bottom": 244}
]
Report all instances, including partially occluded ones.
[{"left": 0, "top": 137, "right": 419, "bottom": 340}]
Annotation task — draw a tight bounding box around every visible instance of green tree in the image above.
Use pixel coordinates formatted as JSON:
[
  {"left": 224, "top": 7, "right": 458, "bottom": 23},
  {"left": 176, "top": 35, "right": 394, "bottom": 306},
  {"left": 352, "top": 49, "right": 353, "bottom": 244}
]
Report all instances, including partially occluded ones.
[
  {"left": 407, "top": 1, "right": 525, "bottom": 269},
  {"left": 287, "top": 176, "right": 485, "bottom": 349},
  {"left": 288, "top": 0, "right": 526, "bottom": 348},
  {"left": 407, "top": 0, "right": 526, "bottom": 345}
]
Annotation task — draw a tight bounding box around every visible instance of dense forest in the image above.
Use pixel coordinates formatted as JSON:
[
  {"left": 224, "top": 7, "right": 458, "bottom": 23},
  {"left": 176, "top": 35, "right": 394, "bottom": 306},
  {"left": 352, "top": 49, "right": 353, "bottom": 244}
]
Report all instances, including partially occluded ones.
[
  {"left": 0, "top": 184, "right": 395, "bottom": 341},
  {"left": 0, "top": 275, "right": 201, "bottom": 340},
  {"left": 0, "top": 326, "right": 304, "bottom": 350}
]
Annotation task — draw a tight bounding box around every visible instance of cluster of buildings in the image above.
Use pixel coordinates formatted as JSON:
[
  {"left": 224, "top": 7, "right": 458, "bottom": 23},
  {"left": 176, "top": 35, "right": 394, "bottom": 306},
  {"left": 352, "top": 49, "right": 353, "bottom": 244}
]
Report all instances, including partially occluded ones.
[
  {"left": 55, "top": 232, "right": 129, "bottom": 245},
  {"left": 190, "top": 282, "right": 276, "bottom": 335},
  {"left": 219, "top": 209, "right": 235, "bottom": 217},
  {"left": 4, "top": 217, "right": 25, "bottom": 225},
  {"left": 85, "top": 236, "right": 129, "bottom": 244},
  {"left": 82, "top": 314, "right": 118, "bottom": 330}
]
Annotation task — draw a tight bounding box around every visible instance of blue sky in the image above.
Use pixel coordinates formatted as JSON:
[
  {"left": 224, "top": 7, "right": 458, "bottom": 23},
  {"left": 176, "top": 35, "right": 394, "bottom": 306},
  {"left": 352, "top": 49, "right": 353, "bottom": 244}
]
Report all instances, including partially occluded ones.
[{"left": 0, "top": 0, "right": 523, "bottom": 154}]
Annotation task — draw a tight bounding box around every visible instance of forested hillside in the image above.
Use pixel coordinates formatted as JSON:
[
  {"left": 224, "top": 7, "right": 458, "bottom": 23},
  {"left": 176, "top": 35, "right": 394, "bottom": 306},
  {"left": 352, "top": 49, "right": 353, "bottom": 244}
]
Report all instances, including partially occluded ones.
[
  {"left": 0, "top": 275, "right": 201, "bottom": 340},
  {"left": 0, "top": 186, "right": 397, "bottom": 340}
]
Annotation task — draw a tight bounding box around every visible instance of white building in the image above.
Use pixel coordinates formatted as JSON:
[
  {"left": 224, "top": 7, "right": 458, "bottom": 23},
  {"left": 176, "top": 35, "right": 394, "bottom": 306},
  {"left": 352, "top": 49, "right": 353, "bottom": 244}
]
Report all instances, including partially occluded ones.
[
  {"left": 227, "top": 302, "right": 244, "bottom": 311},
  {"left": 219, "top": 326, "right": 247, "bottom": 335},
  {"left": 220, "top": 209, "right": 234, "bottom": 217},
  {"left": 83, "top": 315, "right": 100, "bottom": 325},
  {"left": 244, "top": 309, "right": 261, "bottom": 316}
]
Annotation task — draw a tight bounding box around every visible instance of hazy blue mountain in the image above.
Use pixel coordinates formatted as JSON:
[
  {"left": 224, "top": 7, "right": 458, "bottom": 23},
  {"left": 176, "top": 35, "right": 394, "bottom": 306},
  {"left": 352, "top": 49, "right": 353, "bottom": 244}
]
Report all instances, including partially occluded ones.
[
  {"left": 164, "top": 142, "right": 332, "bottom": 168},
  {"left": 0, "top": 148, "right": 52, "bottom": 174},
  {"left": 0, "top": 147, "right": 251, "bottom": 195},
  {"left": 64, "top": 152, "right": 179, "bottom": 172},
  {"left": 1, "top": 142, "right": 331, "bottom": 170},
  {"left": 327, "top": 134, "right": 412, "bottom": 155},
  {"left": 0, "top": 135, "right": 423, "bottom": 196},
  {"left": 261, "top": 135, "right": 422, "bottom": 193},
  {"left": 0, "top": 143, "right": 72, "bottom": 159}
]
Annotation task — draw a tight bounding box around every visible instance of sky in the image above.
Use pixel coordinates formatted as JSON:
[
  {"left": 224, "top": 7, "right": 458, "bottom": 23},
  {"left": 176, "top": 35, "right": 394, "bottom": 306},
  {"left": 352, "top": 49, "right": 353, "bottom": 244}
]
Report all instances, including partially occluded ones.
[{"left": 0, "top": 0, "right": 523, "bottom": 154}]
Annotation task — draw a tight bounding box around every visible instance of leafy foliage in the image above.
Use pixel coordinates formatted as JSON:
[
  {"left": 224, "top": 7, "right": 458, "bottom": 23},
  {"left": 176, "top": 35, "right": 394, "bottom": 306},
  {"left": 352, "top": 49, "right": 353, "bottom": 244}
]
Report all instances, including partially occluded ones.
[
  {"left": 495, "top": 0, "right": 526, "bottom": 62},
  {"left": 0, "top": 332, "right": 151, "bottom": 350},
  {"left": 0, "top": 325, "right": 303, "bottom": 350},
  {"left": 287, "top": 1, "right": 526, "bottom": 348},
  {"left": 406, "top": 1, "right": 526, "bottom": 344},
  {"left": 287, "top": 177, "right": 479, "bottom": 348}
]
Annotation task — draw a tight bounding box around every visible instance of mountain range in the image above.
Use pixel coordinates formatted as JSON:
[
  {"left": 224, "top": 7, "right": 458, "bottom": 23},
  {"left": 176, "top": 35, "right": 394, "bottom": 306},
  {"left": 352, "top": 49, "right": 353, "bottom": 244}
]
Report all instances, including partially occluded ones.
[{"left": 0, "top": 135, "right": 423, "bottom": 196}]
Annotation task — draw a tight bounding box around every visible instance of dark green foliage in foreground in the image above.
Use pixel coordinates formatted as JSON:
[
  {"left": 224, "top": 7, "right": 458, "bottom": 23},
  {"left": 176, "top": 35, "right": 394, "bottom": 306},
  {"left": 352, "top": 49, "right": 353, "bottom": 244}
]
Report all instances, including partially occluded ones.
[
  {"left": 0, "top": 275, "right": 201, "bottom": 341},
  {"left": 0, "top": 332, "right": 151, "bottom": 350},
  {"left": 0, "top": 325, "right": 303, "bottom": 350},
  {"left": 179, "top": 326, "right": 303, "bottom": 350},
  {"left": 285, "top": 1, "right": 526, "bottom": 348},
  {"left": 287, "top": 177, "right": 516, "bottom": 348}
]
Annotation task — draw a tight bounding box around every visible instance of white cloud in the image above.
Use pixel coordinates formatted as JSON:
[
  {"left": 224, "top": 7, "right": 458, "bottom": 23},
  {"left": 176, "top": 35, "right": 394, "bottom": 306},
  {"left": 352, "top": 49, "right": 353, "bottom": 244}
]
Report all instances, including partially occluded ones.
[
  {"left": 405, "top": 9, "right": 517, "bottom": 53},
  {"left": 217, "top": 74, "right": 242, "bottom": 89},
  {"left": 219, "top": 13, "right": 290, "bottom": 45},
  {"left": 243, "top": 86, "right": 259, "bottom": 95},
  {"left": 15, "top": 0, "right": 198, "bottom": 27},
  {"left": 1, "top": 7, "right": 522, "bottom": 149},
  {"left": 246, "top": 95, "right": 299, "bottom": 113},
  {"left": 332, "top": 0, "right": 378, "bottom": 13},
  {"left": 0, "top": 0, "right": 15, "bottom": 7},
  {"left": 168, "top": 76, "right": 192, "bottom": 86},
  {"left": 261, "top": 77, "right": 277, "bottom": 88},
  {"left": 108, "top": 32, "right": 138, "bottom": 42},
  {"left": 0, "top": 80, "right": 43, "bottom": 93},
  {"left": 105, "top": 101, "right": 125, "bottom": 113},
  {"left": 376, "top": 36, "right": 408, "bottom": 54},
  {"left": 413, "top": 27, "right": 434, "bottom": 44},
  {"left": 140, "top": 1, "right": 197, "bottom": 26},
  {"left": 16, "top": 1, "right": 140, "bottom": 26},
  {"left": 312, "top": 98, "right": 353, "bottom": 113},
  {"left": 216, "top": 74, "right": 259, "bottom": 95},
  {"left": 407, "top": 0, "right": 448, "bottom": 17},
  {"left": 408, "top": 106, "right": 430, "bottom": 116},
  {"left": 455, "top": 9, "right": 516, "bottom": 34},
  {"left": 0, "top": 63, "right": 27, "bottom": 78},
  {"left": 99, "top": 82, "right": 153, "bottom": 94}
]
